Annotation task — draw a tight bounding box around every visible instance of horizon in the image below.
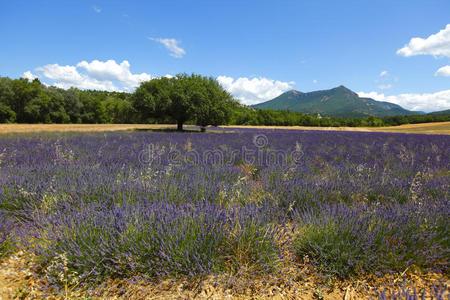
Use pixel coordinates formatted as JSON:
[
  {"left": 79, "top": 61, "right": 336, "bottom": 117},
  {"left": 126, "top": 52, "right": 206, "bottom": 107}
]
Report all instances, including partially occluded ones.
[{"left": 1, "top": 0, "right": 450, "bottom": 112}]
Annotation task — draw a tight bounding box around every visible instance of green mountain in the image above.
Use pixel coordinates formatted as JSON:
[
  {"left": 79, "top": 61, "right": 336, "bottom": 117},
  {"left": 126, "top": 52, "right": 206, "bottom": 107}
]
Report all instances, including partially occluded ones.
[
  {"left": 428, "top": 109, "right": 450, "bottom": 115},
  {"left": 253, "top": 85, "right": 418, "bottom": 118}
]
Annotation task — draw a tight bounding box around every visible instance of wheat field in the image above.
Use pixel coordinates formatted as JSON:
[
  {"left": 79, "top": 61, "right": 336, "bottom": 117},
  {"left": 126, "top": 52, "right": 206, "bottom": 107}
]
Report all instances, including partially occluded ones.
[{"left": 1, "top": 122, "right": 448, "bottom": 135}]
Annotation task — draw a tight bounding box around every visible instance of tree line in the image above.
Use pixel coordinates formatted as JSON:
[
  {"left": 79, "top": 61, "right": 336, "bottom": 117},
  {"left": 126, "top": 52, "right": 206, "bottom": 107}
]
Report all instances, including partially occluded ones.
[
  {"left": 0, "top": 75, "right": 448, "bottom": 128},
  {"left": 230, "top": 106, "right": 450, "bottom": 127},
  {"left": 0, "top": 77, "right": 132, "bottom": 124}
]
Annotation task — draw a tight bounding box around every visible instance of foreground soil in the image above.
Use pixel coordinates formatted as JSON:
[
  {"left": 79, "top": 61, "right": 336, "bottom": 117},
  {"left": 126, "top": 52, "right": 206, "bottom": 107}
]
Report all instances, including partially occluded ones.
[
  {"left": 1, "top": 251, "right": 448, "bottom": 300},
  {"left": 0, "top": 122, "right": 449, "bottom": 135}
]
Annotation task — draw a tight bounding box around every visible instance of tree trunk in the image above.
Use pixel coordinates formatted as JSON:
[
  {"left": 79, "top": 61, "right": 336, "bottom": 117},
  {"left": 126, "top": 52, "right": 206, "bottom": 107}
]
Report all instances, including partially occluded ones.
[{"left": 177, "top": 121, "right": 183, "bottom": 131}]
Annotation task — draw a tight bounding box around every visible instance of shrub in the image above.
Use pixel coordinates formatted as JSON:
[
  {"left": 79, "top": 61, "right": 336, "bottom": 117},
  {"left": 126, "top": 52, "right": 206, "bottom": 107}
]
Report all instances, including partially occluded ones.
[
  {"left": 294, "top": 200, "right": 449, "bottom": 279},
  {"left": 32, "top": 201, "right": 279, "bottom": 289},
  {"left": 0, "top": 213, "right": 15, "bottom": 257}
]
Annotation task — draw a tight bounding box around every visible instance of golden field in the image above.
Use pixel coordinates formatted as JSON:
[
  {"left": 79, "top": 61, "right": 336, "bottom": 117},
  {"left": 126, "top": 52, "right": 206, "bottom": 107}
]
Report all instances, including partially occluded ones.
[{"left": 0, "top": 122, "right": 449, "bottom": 135}]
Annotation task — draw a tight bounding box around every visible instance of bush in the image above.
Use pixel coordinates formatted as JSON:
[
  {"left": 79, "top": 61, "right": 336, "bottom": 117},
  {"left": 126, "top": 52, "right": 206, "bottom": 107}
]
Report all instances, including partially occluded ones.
[
  {"left": 294, "top": 200, "right": 449, "bottom": 279},
  {"left": 0, "top": 213, "right": 15, "bottom": 257},
  {"left": 32, "top": 201, "right": 279, "bottom": 289}
]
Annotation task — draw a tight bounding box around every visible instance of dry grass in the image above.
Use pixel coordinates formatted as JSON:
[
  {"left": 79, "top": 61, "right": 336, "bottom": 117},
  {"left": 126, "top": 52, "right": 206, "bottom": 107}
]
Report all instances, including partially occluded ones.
[
  {"left": 1, "top": 249, "right": 448, "bottom": 299},
  {"left": 370, "top": 122, "right": 450, "bottom": 134},
  {"left": 1, "top": 226, "right": 448, "bottom": 299},
  {"left": 1, "top": 122, "right": 449, "bottom": 135},
  {"left": 0, "top": 124, "right": 176, "bottom": 134},
  {"left": 221, "top": 122, "right": 450, "bottom": 135}
]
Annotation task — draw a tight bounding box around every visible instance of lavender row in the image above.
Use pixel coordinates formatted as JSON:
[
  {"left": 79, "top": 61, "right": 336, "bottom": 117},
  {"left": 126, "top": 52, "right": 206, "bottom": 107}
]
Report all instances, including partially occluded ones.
[
  {"left": 294, "top": 198, "right": 449, "bottom": 279},
  {"left": 0, "top": 129, "right": 448, "bottom": 291},
  {"left": 26, "top": 200, "right": 279, "bottom": 290}
]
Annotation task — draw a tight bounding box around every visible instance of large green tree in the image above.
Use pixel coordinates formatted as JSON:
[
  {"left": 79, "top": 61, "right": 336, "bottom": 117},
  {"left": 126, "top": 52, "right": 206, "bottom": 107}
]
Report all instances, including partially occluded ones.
[
  {"left": 0, "top": 102, "right": 15, "bottom": 123},
  {"left": 132, "top": 73, "right": 235, "bottom": 131},
  {"left": 10, "top": 78, "right": 42, "bottom": 122}
]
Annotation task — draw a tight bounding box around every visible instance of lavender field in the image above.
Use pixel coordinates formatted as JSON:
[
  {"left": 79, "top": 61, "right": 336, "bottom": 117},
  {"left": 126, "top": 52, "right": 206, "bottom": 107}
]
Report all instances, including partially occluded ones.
[{"left": 0, "top": 128, "right": 449, "bottom": 299}]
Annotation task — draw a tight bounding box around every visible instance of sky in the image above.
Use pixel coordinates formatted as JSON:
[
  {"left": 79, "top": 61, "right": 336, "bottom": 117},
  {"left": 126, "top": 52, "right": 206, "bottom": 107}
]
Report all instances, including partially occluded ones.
[{"left": 1, "top": 0, "right": 450, "bottom": 112}]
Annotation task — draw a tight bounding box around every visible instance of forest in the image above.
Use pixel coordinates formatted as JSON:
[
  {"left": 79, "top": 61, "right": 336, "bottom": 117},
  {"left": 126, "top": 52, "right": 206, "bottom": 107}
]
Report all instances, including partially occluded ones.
[{"left": 1, "top": 76, "right": 448, "bottom": 127}]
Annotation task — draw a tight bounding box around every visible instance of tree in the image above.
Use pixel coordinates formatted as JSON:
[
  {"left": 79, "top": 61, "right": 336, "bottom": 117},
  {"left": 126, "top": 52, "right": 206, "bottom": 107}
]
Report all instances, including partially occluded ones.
[
  {"left": 10, "top": 78, "right": 42, "bottom": 122},
  {"left": 0, "top": 77, "right": 14, "bottom": 106},
  {"left": 189, "top": 75, "right": 236, "bottom": 131},
  {"left": 104, "top": 97, "right": 133, "bottom": 123},
  {"left": 24, "top": 93, "right": 51, "bottom": 123},
  {"left": 62, "top": 88, "right": 83, "bottom": 123},
  {"left": 0, "top": 102, "right": 15, "bottom": 123},
  {"left": 132, "top": 73, "right": 234, "bottom": 131},
  {"left": 131, "top": 77, "right": 170, "bottom": 124},
  {"left": 79, "top": 92, "right": 108, "bottom": 123},
  {"left": 364, "top": 116, "right": 383, "bottom": 127}
]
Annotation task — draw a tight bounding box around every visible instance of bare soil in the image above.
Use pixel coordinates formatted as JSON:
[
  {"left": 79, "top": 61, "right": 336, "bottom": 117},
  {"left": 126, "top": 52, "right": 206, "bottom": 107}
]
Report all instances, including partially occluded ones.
[{"left": 1, "top": 251, "right": 448, "bottom": 299}]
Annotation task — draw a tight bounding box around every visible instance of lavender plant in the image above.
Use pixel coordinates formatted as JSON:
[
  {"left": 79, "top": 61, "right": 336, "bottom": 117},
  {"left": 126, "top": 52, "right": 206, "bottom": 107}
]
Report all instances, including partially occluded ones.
[
  {"left": 293, "top": 199, "right": 449, "bottom": 278},
  {"left": 30, "top": 200, "right": 280, "bottom": 289},
  {"left": 0, "top": 212, "right": 15, "bottom": 257},
  {"left": 0, "top": 128, "right": 447, "bottom": 292}
]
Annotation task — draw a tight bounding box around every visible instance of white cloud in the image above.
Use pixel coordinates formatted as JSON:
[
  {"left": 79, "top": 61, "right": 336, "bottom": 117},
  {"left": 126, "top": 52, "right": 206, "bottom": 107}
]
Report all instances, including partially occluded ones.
[
  {"left": 380, "top": 70, "right": 388, "bottom": 77},
  {"left": 217, "top": 76, "right": 295, "bottom": 105},
  {"left": 397, "top": 24, "right": 450, "bottom": 57},
  {"left": 37, "top": 64, "right": 83, "bottom": 82},
  {"left": 435, "top": 65, "right": 450, "bottom": 77},
  {"left": 33, "top": 59, "right": 152, "bottom": 91},
  {"left": 149, "top": 37, "right": 186, "bottom": 58},
  {"left": 37, "top": 63, "right": 117, "bottom": 91},
  {"left": 22, "top": 71, "right": 38, "bottom": 81},
  {"left": 358, "top": 90, "right": 450, "bottom": 112},
  {"left": 378, "top": 84, "right": 392, "bottom": 90},
  {"left": 93, "top": 6, "right": 101, "bottom": 13},
  {"left": 312, "top": 79, "right": 318, "bottom": 84},
  {"left": 77, "top": 60, "right": 151, "bottom": 88}
]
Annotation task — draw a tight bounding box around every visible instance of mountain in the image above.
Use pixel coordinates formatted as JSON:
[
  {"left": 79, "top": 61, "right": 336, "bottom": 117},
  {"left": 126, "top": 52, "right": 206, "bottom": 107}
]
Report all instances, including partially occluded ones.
[
  {"left": 253, "top": 85, "right": 418, "bottom": 118},
  {"left": 428, "top": 109, "right": 450, "bottom": 115}
]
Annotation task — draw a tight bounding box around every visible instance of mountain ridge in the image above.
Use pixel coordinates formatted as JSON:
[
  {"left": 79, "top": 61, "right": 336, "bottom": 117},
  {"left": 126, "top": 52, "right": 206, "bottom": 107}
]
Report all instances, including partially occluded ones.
[{"left": 253, "top": 86, "right": 420, "bottom": 118}]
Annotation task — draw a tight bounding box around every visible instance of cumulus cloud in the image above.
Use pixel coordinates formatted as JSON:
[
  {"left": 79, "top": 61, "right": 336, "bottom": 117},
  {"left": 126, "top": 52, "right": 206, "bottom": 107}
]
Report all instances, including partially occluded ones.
[
  {"left": 397, "top": 24, "right": 450, "bottom": 57},
  {"left": 358, "top": 90, "right": 450, "bottom": 113},
  {"left": 33, "top": 59, "right": 152, "bottom": 91},
  {"left": 435, "top": 65, "right": 450, "bottom": 77},
  {"left": 22, "top": 71, "right": 38, "bottom": 81},
  {"left": 149, "top": 37, "right": 186, "bottom": 58},
  {"left": 37, "top": 64, "right": 83, "bottom": 82},
  {"left": 217, "top": 76, "right": 295, "bottom": 105},
  {"left": 36, "top": 63, "right": 117, "bottom": 91},
  {"left": 378, "top": 84, "right": 392, "bottom": 90},
  {"left": 77, "top": 60, "right": 151, "bottom": 88},
  {"left": 380, "top": 70, "right": 388, "bottom": 77},
  {"left": 93, "top": 6, "right": 101, "bottom": 13}
]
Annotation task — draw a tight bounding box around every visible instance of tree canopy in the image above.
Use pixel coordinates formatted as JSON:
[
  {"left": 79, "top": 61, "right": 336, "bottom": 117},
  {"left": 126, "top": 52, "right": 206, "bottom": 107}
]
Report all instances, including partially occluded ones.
[
  {"left": 0, "top": 75, "right": 449, "bottom": 128},
  {"left": 131, "top": 74, "right": 235, "bottom": 130}
]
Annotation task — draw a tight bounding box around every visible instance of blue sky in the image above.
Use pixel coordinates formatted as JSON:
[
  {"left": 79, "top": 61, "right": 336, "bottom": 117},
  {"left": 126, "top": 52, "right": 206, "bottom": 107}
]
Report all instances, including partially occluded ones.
[{"left": 1, "top": 0, "right": 449, "bottom": 112}]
